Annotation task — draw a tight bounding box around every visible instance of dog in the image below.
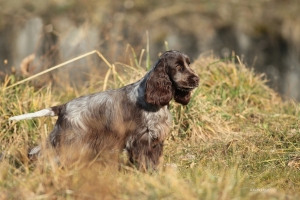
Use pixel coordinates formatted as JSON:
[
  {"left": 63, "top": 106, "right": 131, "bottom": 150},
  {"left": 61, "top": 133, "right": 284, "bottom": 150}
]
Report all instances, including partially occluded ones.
[{"left": 9, "top": 50, "right": 199, "bottom": 170}]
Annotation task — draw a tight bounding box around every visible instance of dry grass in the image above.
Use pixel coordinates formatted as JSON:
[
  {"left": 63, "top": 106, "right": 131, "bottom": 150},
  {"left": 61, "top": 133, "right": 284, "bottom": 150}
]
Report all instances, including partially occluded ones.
[{"left": 0, "top": 51, "right": 299, "bottom": 199}]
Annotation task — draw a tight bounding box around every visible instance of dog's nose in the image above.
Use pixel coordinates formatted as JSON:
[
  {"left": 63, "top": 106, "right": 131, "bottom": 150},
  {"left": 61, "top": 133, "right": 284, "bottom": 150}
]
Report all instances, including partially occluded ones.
[{"left": 193, "top": 76, "right": 200, "bottom": 84}]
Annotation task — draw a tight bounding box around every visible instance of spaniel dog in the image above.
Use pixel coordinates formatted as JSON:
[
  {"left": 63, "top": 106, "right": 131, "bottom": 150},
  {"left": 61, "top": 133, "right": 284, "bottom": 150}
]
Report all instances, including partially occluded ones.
[{"left": 9, "top": 50, "right": 199, "bottom": 170}]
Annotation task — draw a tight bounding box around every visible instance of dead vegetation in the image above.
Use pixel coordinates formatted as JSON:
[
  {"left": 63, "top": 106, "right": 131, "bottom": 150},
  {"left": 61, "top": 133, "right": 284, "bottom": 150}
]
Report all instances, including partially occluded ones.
[{"left": 0, "top": 50, "right": 299, "bottom": 199}]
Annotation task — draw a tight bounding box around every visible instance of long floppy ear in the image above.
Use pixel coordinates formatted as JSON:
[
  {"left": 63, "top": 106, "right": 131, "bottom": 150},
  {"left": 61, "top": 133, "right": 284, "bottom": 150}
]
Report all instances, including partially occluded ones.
[
  {"left": 145, "top": 60, "right": 173, "bottom": 106},
  {"left": 174, "top": 89, "right": 191, "bottom": 105}
]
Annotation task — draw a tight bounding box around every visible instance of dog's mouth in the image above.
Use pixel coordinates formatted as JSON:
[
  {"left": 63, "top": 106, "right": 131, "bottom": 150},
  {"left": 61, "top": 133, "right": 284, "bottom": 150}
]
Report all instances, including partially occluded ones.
[
  {"left": 175, "top": 84, "right": 199, "bottom": 92},
  {"left": 171, "top": 78, "right": 199, "bottom": 92}
]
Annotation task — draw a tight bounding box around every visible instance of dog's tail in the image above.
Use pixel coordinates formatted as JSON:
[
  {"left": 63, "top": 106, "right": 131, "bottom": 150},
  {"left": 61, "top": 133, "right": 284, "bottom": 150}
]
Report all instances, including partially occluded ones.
[{"left": 9, "top": 105, "right": 63, "bottom": 121}]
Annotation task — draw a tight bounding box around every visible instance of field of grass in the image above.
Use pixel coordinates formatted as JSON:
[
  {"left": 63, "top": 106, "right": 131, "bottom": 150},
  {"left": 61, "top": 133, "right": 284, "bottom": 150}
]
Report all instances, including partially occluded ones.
[{"left": 0, "top": 51, "right": 299, "bottom": 199}]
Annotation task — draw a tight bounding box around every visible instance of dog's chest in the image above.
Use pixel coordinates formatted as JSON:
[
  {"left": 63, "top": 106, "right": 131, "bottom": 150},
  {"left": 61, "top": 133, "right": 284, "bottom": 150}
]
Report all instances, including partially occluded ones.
[
  {"left": 140, "top": 107, "right": 172, "bottom": 140},
  {"left": 143, "top": 107, "right": 171, "bottom": 124}
]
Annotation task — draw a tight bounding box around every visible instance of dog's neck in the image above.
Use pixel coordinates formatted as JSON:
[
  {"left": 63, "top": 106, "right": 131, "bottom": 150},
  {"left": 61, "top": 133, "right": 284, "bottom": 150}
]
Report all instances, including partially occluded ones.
[{"left": 135, "top": 74, "right": 168, "bottom": 112}]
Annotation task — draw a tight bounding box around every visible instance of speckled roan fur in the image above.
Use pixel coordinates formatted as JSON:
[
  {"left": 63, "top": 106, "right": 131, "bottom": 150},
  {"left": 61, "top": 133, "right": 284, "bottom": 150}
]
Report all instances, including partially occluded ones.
[{"left": 13, "top": 50, "right": 199, "bottom": 170}]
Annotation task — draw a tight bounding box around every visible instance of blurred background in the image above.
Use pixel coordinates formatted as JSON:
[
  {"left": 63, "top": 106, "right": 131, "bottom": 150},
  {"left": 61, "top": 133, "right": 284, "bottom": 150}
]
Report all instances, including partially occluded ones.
[{"left": 0, "top": 0, "right": 299, "bottom": 100}]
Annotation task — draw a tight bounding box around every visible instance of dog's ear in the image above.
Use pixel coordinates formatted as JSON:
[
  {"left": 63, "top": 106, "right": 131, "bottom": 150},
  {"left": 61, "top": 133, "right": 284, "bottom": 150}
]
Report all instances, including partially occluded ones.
[
  {"left": 174, "top": 89, "right": 191, "bottom": 105},
  {"left": 145, "top": 60, "right": 173, "bottom": 106}
]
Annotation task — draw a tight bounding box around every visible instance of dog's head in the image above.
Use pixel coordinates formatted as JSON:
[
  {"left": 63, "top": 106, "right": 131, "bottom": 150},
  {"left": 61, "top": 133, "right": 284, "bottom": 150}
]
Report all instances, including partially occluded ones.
[{"left": 145, "top": 50, "right": 199, "bottom": 106}]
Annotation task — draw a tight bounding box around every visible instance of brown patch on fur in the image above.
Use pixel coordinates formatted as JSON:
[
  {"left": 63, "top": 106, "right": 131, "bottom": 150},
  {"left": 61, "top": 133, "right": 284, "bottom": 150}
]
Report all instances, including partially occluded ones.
[
  {"left": 174, "top": 90, "right": 192, "bottom": 105},
  {"left": 126, "top": 135, "right": 164, "bottom": 171},
  {"left": 145, "top": 60, "right": 174, "bottom": 107}
]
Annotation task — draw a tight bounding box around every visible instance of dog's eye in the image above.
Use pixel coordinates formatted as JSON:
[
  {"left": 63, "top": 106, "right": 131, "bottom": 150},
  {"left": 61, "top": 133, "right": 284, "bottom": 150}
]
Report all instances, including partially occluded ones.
[{"left": 176, "top": 65, "right": 183, "bottom": 71}]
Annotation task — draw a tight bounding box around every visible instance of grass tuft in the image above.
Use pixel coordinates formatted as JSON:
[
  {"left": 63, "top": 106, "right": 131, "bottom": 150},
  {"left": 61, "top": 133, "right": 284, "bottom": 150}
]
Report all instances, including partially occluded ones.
[{"left": 0, "top": 52, "right": 299, "bottom": 199}]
